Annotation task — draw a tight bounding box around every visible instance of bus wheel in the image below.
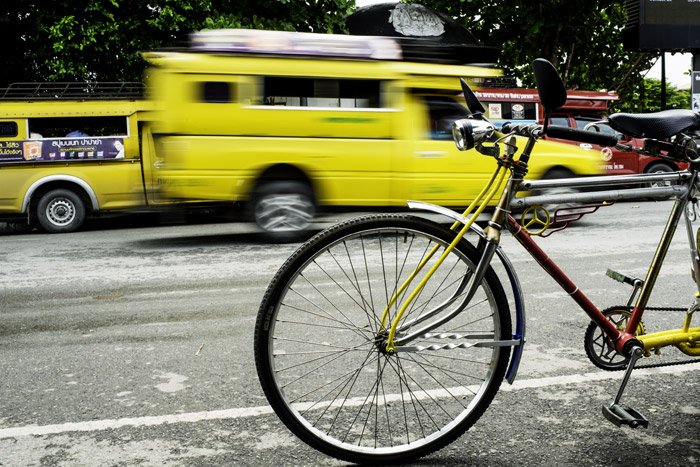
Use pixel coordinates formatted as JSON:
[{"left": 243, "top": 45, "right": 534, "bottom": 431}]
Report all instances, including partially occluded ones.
[
  {"left": 37, "top": 189, "right": 86, "bottom": 233},
  {"left": 537, "top": 168, "right": 578, "bottom": 213},
  {"left": 252, "top": 181, "right": 315, "bottom": 242}
]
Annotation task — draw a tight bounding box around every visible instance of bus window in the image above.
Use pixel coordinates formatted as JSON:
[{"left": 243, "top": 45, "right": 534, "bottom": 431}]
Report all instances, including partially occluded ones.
[
  {"left": 424, "top": 96, "right": 469, "bottom": 140},
  {"left": 0, "top": 121, "right": 18, "bottom": 137},
  {"left": 262, "top": 77, "right": 383, "bottom": 108},
  {"left": 27, "top": 116, "right": 129, "bottom": 138},
  {"left": 200, "top": 81, "right": 235, "bottom": 103},
  {"left": 549, "top": 116, "right": 570, "bottom": 127}
]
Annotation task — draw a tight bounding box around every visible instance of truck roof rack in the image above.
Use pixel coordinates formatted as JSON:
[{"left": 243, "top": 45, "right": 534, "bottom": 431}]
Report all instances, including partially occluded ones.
[{"left": 0, "top": 82, "right": 144, "bottom": 101}]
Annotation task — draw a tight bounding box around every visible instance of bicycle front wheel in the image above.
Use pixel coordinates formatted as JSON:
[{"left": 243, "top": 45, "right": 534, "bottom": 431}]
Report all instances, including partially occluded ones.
[{"left": 254, "top": 215, "right": 512, "bottom": 463}]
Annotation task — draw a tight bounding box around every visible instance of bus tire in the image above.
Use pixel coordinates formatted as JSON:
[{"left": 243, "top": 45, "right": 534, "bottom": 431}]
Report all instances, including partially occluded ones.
[
  {"left": 36, "top": 189, "right": 86, "bottom": 233},
  {"left": 252, "top": 181, "right": 315, "bottom": 242}
]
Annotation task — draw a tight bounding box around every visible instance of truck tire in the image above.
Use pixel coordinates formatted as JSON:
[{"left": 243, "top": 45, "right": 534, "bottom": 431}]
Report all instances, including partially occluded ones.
[
  {"left": 36, "top": 189, "right": 86, "bottom": 233},
  {"left": 533, "top": 168, "right": 578, "bottom": 213},
  {"left": 252, "top": 181, "right": 315, "bottom": 242}
]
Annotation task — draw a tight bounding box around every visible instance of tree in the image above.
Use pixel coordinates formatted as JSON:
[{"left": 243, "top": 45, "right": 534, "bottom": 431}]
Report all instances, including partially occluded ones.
[
  {"left": 615, "top": 79, "right": 691, "bottom": 113},
  {"left": 0, "top": 0, "right": 354, "bottom": 85},
  {"left": 413, "top": 0, "right": 667, "bottom": 110}
]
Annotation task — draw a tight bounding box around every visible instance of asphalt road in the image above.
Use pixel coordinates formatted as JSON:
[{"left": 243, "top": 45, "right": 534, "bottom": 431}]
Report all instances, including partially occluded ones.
[{"left": 1, "top": 201, "right": 699, "bottom": 466}]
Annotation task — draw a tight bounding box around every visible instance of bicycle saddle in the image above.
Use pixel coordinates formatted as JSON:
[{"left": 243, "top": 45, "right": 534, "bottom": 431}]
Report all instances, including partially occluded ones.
[{"left": 607, "top": 109, "right": 700, "bottom": 140}]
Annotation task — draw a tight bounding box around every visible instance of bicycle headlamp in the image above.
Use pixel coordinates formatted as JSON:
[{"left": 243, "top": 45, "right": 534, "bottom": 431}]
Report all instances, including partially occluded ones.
[{"left": 452, "top": 119, "right": 495, "bottom": 151}]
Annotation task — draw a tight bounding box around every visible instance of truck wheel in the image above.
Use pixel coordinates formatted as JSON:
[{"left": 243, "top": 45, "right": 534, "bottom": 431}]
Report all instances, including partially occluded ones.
[
  {"left": 36, "top": 189, "right": 86, "bottom": 233},
  {"left": 535, "top": 168, "right": 578, "bottom": 213},
  {"left": 252, "top": 181, "right": 315, "bottom": 242}
]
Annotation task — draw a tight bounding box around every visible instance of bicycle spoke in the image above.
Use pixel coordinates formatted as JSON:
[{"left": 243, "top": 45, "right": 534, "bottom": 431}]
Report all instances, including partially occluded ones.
[{"left": 256, "top": 216, "right": 511, "bottom": 462}]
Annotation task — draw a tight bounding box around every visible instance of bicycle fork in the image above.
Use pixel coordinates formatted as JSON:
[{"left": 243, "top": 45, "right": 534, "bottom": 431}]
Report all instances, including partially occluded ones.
[{"left": 380, "top": 166, "right": 509, "bottom": 352}]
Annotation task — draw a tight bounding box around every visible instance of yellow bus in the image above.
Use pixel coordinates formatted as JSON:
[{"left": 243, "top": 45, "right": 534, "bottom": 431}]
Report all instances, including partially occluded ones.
[
  {"left": 0, "top": 83, "right": 161, "bottom": 233},
  {"left": 146, "top": 29, "right": 603, "bottom": 240}
]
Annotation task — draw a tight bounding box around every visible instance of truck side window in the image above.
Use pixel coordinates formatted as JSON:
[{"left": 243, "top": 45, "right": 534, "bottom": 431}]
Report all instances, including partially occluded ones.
[
  {"left": 28, "top": 116, "right": 128, "bottom": 138},
  {"left": 575, "top": 117, "right": 624, "bottom": 141},
  {"left": 262, "top": 77, "right": 382, "bottom": 108},
  {"left": 424, "top": 96, "right": 469, "bottom": 141},
  {"left": 549, "top": 116, "right": 571, "bottom": 127},
  {"left": 200, "top": 81, "right": 234, "bottom": 103},
  {"left": 0, "top": 121, "right": 18, "bottom": 137}
]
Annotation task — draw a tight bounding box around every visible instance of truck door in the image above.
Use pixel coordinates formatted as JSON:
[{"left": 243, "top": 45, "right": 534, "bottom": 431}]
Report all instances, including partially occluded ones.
[{"left": 409, "top": 95, "right": 496, "bottom": 207}]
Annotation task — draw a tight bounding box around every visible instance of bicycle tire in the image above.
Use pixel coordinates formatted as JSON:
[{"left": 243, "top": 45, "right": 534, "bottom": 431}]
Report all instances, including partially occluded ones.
[{"left": 254, "top": 214, "right": 512, "bottom": 463}]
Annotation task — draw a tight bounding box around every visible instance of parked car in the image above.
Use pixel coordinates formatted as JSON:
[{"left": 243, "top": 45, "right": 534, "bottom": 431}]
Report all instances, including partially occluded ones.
[{"left": 548, "top": 114, "right": 689, "bottom": 176}]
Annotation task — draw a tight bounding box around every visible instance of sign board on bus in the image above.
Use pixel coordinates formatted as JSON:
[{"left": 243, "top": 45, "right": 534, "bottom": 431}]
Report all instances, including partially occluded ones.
[{"left": 0, "top": 137, "right": 125, "bottom": 163}]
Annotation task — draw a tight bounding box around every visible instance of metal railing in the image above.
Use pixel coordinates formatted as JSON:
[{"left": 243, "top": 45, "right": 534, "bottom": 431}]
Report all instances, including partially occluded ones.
[{"left": 0, "top": 82, "right": 144, "bottom": 100}]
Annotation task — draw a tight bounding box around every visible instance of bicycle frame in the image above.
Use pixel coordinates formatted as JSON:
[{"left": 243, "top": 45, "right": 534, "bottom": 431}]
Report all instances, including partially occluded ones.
[{"left": 386, "top": 132, "right": 700, "bottom": 371}]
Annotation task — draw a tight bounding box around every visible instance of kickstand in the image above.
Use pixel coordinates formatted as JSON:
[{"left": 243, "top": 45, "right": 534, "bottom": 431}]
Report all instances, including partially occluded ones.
[{"left": 602, "top": 346, "right": 649, "bottom": 428}]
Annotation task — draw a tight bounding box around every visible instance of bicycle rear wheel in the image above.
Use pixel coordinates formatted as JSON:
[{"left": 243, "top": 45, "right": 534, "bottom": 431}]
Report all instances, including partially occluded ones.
[{"left": 254, "top": 215, "right": 512, "bottom": 463}]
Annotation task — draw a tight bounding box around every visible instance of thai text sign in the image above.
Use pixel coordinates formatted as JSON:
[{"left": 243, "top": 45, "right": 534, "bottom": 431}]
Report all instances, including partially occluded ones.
[{"left": 0, "top": 137, "right": 125, "bottom": 162}]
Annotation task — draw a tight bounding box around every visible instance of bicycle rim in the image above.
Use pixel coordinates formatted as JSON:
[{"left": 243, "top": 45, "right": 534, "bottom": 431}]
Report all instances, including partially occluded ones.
[{"left": 255, "top": 215, "right": 512, "bottom": 463}]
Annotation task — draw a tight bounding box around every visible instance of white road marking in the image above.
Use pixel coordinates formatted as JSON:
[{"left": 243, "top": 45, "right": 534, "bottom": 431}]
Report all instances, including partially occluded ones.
[{"left": 1, "top": 362, "right": 698, "bottom": 439}]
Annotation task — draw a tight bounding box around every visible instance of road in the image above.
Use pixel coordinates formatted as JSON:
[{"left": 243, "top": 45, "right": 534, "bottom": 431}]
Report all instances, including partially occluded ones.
[{"left": 0, "top": 201, "right": 699, "bottom": 466}]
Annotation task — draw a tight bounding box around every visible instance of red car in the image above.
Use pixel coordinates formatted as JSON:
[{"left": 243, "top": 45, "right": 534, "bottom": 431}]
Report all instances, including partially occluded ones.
[
  {"left": 547, "top": 114, "right": 689, "bottom": 176},
  {"left": 475, "top": 87, "right": 688, "bottom": 176}
]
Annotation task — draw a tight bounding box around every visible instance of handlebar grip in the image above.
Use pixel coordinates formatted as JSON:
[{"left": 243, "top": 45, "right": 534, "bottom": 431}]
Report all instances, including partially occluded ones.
[
  {"left": 545, "top": 125, "right": 618, "bottom": 147},
  {"left": 501, "top": 122, "right": 542, "bottom": 137}
]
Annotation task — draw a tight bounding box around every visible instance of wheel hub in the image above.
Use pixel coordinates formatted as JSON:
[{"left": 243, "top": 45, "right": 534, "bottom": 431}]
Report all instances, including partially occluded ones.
[
  {"left": 255, "top": 194, "right": 313, "bottom": 232},
  {"left": 47, "top": 199, "right": 75, "bottom": 226}
]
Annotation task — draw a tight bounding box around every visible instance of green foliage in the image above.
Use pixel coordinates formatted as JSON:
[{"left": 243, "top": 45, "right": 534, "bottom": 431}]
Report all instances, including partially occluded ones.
[
  {"left": 614, "top": 79, "right": 691, "bottom": 113},
  {"left": 2, "top": 0, "right": 689, "bottom": 114},
  {"left": 0, "top": 0, "right": 354, "bottom": 85},
  {"left": 413, "top": 0, "right": 663, "bottom": 111}
]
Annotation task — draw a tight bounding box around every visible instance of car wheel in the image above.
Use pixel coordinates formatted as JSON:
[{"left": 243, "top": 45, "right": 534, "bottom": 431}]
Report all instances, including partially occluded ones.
[
  {"left": 252, "top": 181, "right": 315, "bottom": 242},
  {"left": 645, "top": 162, "right": 675, "bottom": 200},
  {"left": 36, "top": 189, "right": 86, "bottom": 233},
  {"left": 645, "top": 162, "right": 674, "bottom": 187}
]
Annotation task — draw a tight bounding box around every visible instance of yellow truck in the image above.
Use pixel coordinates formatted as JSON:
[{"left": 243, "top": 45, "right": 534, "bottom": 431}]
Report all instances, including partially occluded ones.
[
  {"left": 0, "top": 83, "right": 163, "bottom": 233},
  {"left": 146, "top": 29, "right": 603, "bottom": 240}
]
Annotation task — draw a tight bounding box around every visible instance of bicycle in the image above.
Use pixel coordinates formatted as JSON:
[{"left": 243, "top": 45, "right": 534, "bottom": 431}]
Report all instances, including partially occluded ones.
[{"left": 253, "top": 58, "right": 700, "bottom": 464}]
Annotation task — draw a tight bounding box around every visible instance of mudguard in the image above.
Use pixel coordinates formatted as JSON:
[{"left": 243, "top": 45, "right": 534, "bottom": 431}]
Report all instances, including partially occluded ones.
[{"left": 407, "top": 200, "right": 525, "bottom": 383}]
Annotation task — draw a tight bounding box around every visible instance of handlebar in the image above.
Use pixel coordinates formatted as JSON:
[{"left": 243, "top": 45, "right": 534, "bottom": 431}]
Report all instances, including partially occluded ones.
[
  {"left": 501, "top": 122, "right": 543, "bottom": 137},
  {"left": 501, "top": 122, "right": 618, "bottom": 147},
  {"left": 545, "top": 125, "right": 619, "bottom": 147}
]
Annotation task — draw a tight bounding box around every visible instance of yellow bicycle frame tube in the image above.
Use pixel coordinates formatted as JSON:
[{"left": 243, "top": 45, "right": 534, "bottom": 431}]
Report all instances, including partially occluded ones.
[
  {"left": 637, "top": 326, "right": 700, "bottom": 355},
  {"left": 382, "top": 165, "right": 509, "bottom": 352}
]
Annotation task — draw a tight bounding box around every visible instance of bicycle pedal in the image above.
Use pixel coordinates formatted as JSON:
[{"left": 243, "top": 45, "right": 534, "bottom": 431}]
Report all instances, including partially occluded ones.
[
  {"left": 602, "top": 403, "right": 649, "bottom": 429},
  {"left": 605, "top": 269, "right": 642, "bottom": 286}
]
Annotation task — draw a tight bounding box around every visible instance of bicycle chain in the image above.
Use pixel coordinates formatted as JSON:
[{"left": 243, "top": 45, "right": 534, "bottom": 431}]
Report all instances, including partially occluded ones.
[{"left": 600, "top": 305, "right": 700, "bottom": 371}]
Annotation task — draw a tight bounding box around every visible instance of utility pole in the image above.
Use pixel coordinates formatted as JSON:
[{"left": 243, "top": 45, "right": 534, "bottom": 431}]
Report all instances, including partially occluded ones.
[
  {"left": 661, "top": 53, "right": 666, "bottom": 109},
  {"left": 694, "top": 51, "right": 700, "bottom": 111}
]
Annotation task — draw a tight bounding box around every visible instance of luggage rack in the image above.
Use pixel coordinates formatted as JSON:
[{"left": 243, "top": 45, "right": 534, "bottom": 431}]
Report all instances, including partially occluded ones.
[{"left": 0, "top": 82, "right": 144, "bottom": 101}]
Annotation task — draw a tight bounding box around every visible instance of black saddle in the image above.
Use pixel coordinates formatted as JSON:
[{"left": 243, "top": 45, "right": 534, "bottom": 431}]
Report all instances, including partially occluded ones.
[{"left": 608, "top": 109, "right": 700, "bottom": 140}]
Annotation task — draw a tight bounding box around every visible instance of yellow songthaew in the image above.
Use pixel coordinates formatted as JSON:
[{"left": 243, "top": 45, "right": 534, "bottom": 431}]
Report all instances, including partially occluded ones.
[{"left": 145, "top": 29, "right": 604, "bottom": 239}]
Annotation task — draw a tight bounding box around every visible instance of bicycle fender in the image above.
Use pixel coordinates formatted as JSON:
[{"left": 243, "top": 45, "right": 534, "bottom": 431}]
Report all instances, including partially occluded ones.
[{"left": 407, "top": 200, "right": 525, "bottom": 384}]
